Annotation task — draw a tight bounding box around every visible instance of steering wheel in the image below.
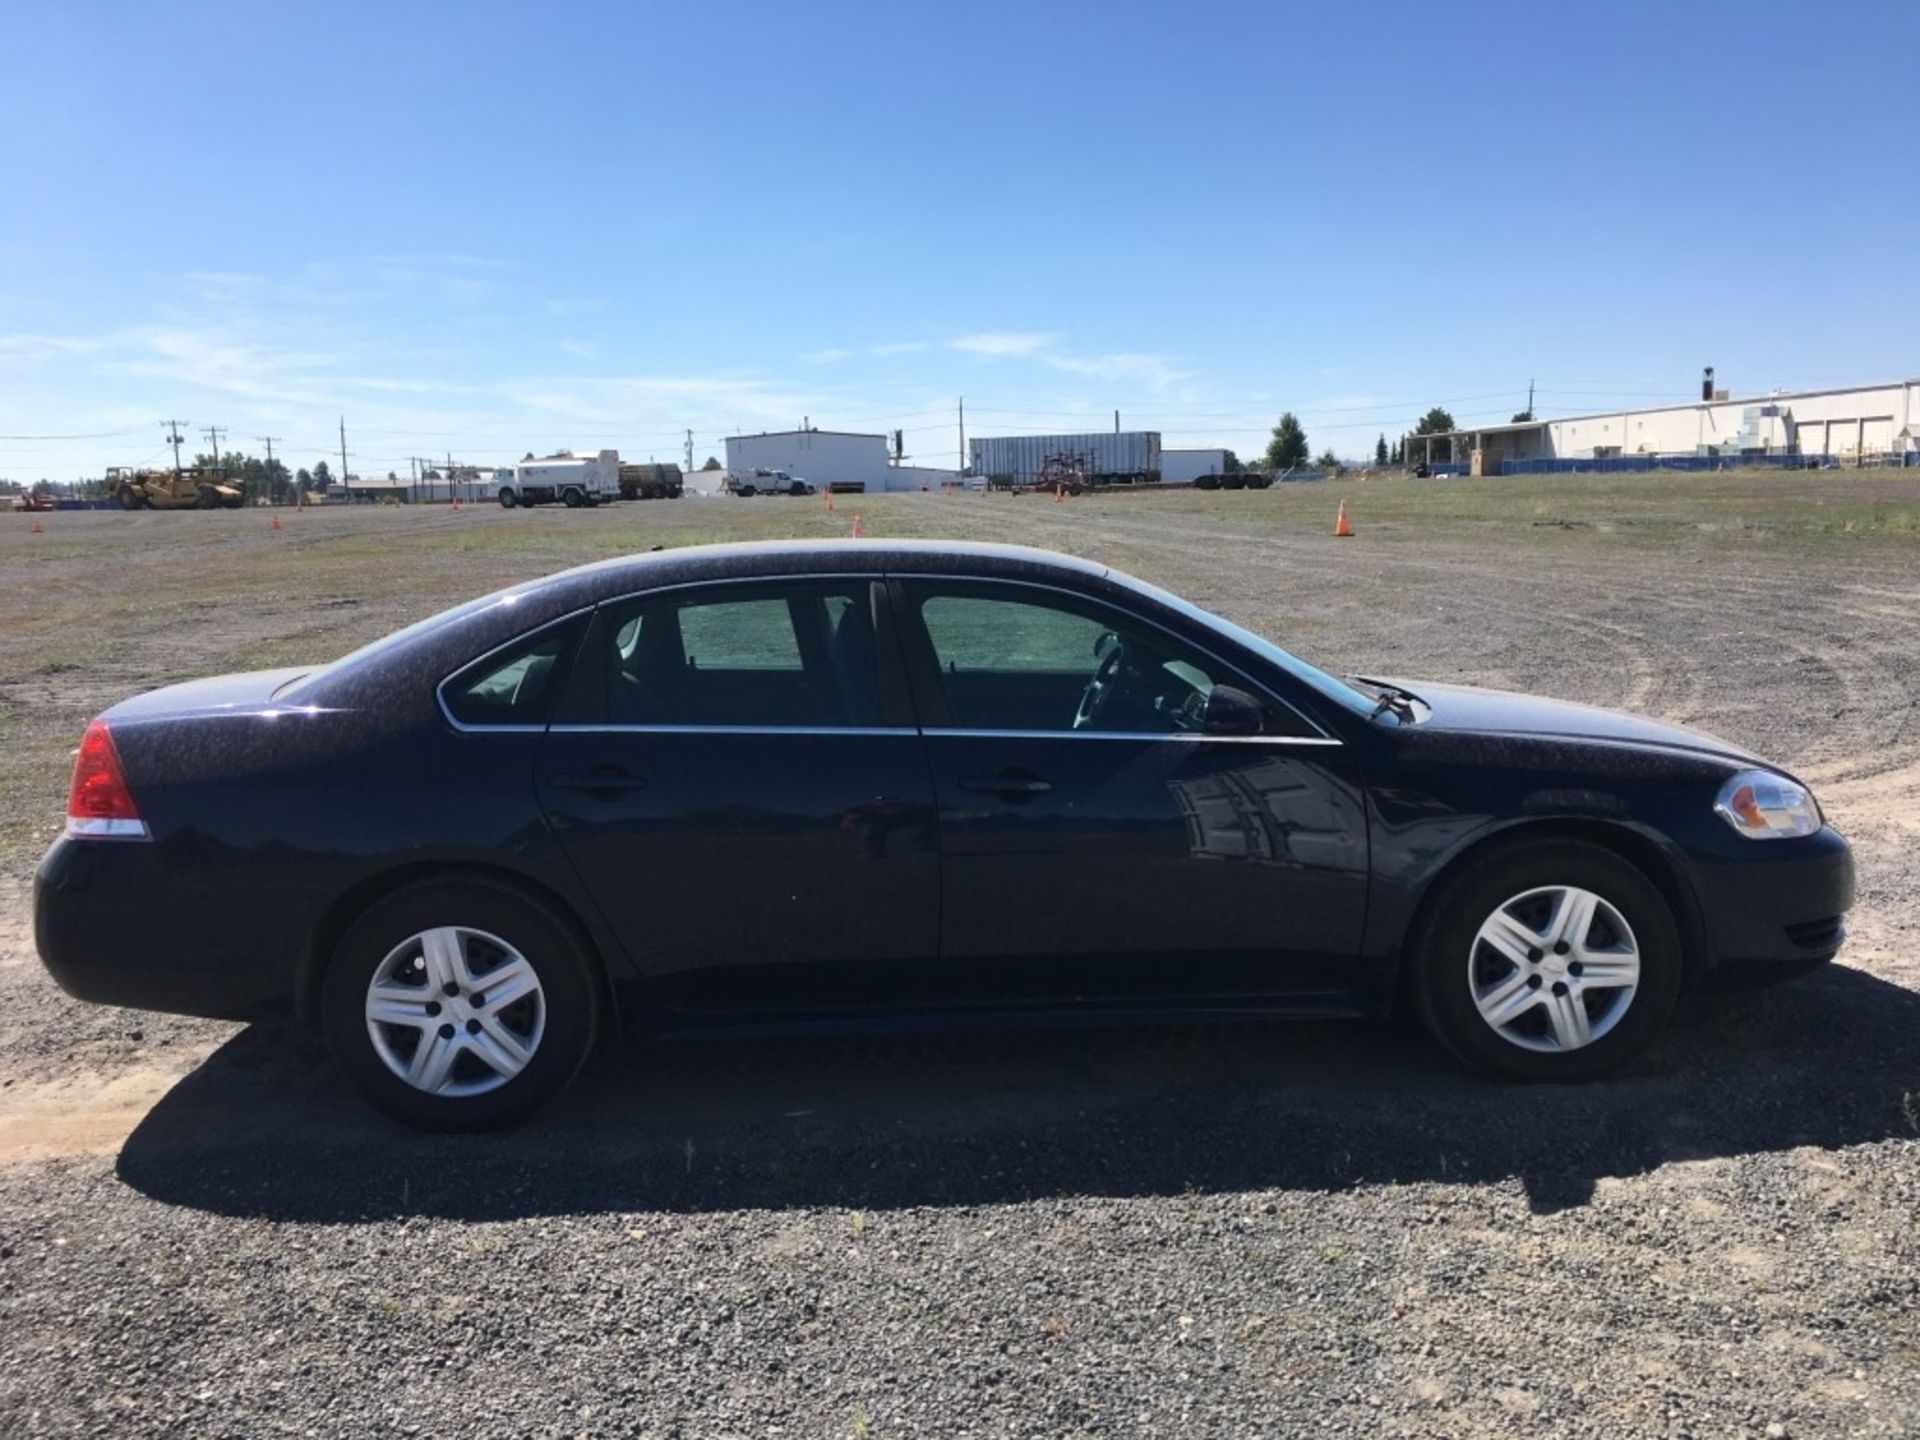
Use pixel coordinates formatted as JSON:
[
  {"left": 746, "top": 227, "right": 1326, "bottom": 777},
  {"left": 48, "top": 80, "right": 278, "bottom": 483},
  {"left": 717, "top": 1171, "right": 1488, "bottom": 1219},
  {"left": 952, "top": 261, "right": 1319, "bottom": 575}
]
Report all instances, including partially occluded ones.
[{"left": 1073, "top": 643, "right": 1127, "bottom": 730}]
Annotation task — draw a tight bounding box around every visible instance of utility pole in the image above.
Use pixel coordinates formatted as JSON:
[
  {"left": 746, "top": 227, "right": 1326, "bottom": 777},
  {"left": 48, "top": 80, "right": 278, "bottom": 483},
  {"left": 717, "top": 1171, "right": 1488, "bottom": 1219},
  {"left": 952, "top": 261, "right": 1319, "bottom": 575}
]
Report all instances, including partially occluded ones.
[
  {"left": 958, "top": 396, "right": 965, "bottom": 476},
  {"left": 447, "top": 451, "right": 454, "bottom": 505},
  {"left": 1527, "top": 378, "right": 1535, "bottom": 417},
  {"left": 162, "top": 420, "right": 189, "bottom": 476},
  {"left": 203, "top": 425, "right": 226, "bottom": 475},
  {"left": 258, "top": 435, "right": 282, "bottom": 505},
  {"left": 685, "top": 429, "right": 693, "bottom": 473},
  {"left": 339, "top": 417, "right": 350, "bottom": 497},
  {"left": 1114, "top": 410, "right": 1120, "bottom": 435}
]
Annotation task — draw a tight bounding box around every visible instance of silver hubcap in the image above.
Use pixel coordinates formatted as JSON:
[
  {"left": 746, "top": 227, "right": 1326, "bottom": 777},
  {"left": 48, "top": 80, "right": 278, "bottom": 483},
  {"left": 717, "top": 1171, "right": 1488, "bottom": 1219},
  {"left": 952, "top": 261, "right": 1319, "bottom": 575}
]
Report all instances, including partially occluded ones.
[
  {"left": 365, "top": 926, "right": 546, "bottom": 1097},
  {"left": 1469, "top": 885, "right": 1639, "bottom": 1053}
]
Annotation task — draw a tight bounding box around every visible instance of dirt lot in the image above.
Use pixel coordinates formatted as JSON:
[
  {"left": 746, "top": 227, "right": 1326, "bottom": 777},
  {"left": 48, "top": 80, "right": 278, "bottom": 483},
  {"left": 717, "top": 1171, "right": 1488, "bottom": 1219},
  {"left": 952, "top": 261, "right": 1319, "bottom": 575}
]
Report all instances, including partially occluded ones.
[{"left": 2, "top": 473, "right": 1918, "bottom": 1436}]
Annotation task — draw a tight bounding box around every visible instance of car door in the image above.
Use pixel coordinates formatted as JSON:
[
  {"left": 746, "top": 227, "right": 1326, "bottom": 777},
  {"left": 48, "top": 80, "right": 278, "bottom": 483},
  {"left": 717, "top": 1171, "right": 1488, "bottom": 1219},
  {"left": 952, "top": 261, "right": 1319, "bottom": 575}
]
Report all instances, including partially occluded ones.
[
  {"left": 892, "top": 577, "right": 1369, "bottom": 1009},
  {"left": 534, "top": 577, "right": 940, "bottom": 1019}
]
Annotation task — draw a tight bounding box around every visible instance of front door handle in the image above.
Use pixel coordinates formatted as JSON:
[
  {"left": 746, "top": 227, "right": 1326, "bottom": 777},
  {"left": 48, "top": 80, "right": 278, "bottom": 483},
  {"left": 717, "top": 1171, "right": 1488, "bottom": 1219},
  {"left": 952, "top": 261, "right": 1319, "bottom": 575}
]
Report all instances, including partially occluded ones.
[
  {"left": 548, "top": 766, "right": 648, "bottom": 795},
  {"left": 959, "top": 772, "right": 1053, "bottom": 798}
]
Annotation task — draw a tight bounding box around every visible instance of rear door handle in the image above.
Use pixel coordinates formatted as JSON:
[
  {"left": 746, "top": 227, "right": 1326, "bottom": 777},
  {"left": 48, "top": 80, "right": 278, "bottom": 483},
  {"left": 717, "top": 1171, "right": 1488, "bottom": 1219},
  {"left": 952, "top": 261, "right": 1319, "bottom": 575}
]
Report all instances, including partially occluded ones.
[
  {"left": 959, "top": 773, "right": 1053, "bottom": 797},
  {"left": 548, "top": 767, "right": 648, "bottom": 794}
]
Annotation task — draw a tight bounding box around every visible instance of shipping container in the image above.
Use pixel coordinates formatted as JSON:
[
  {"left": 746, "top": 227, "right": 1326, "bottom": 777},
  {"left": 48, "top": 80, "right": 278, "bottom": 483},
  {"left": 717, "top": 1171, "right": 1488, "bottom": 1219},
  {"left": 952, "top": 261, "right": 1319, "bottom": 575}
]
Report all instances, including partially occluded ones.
[{"left": 968, "top": 432, "right": 1161, "bottom": 488}]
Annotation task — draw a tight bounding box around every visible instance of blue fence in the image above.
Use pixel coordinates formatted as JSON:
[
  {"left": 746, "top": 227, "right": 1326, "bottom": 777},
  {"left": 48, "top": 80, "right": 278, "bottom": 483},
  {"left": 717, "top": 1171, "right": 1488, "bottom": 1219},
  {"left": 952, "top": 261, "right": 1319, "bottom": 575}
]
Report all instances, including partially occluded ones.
[{"left": 1501, "top": 452, "right": 1917, "bottom": 476}]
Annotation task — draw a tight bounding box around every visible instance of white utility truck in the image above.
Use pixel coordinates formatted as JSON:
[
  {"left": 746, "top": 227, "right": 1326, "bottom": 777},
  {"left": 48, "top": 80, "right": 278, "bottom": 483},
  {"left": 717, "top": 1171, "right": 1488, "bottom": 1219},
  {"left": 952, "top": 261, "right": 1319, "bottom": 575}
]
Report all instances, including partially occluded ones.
[
  {"left": 493, "top": 450, "right": 621, "bottom": 509},
  {"left": 724, "top": 467, "right": 816, "bottom": 497}
]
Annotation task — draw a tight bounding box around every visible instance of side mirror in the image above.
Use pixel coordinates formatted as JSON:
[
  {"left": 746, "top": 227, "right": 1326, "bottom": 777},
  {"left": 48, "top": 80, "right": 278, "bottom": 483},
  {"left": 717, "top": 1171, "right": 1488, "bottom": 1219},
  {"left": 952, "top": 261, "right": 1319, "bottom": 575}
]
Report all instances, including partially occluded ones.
[{"left": 1202, "top": 684, "right": 1265, "bottom": 736}]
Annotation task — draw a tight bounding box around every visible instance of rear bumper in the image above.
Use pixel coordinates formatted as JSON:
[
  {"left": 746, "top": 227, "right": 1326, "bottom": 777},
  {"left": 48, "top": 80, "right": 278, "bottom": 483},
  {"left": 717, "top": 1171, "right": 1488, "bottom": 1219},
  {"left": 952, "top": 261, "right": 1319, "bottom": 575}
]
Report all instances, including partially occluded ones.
[
  {"left": 34, "top": 836, "right": 293, "bottom": 1022},
  {"left": 1692, "top": 825, "right": 1854, "bottom": 983}
]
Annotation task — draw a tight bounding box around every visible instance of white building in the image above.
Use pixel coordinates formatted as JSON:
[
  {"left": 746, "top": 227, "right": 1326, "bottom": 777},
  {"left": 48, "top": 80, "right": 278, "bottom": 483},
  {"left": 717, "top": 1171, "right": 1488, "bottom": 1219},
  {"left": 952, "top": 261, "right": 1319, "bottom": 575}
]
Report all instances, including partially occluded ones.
[
  {"left": 723, "top": 429, "right": 958, "bottom": 492},
  {"left": 1416, "top": 378, "right": 1920, "bottom": 472}
]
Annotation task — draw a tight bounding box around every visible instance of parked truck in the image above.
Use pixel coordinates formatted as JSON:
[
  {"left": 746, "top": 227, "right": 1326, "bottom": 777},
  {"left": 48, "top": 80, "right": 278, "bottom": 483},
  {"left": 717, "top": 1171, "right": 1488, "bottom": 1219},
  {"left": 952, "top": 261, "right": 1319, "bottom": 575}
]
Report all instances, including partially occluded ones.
[
  {"left": 618, "top": 462, "right": 684, "bottom": 500},
  {"left": 725, "top": 467, "right": 816, "bottom": 497},
  {"left": 492, "top": 450, "right": 620, "bottom": 509}
]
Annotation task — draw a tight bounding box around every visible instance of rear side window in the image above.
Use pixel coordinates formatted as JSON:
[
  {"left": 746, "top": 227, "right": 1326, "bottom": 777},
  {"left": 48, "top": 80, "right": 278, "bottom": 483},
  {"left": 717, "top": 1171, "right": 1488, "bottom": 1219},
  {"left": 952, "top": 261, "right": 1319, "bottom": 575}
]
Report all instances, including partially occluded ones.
[
  {"left": 599, "top": 583, "right": 885, "bottom": 728},
  {"left": 441, "top": 617, "right": 585, "bottom": 728}
]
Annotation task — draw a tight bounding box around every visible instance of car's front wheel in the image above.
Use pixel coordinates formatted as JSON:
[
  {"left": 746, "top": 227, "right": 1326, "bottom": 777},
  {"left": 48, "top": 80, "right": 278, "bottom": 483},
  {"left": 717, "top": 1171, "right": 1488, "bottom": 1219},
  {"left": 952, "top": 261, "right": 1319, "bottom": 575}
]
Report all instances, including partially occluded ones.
[
  {"left": 321, "top": 879, "right": 601, "bottom": 1128},
  {"left": 1412, "top": 839, "right": 1681, "bottom": 1082}
]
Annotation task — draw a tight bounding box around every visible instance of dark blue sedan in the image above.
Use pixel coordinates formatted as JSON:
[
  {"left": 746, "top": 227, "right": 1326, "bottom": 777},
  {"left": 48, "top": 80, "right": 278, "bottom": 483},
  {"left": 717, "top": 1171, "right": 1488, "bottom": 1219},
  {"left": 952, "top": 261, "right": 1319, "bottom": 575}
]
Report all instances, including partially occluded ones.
[{"left": 36, "top": 542, "right": 1852, "bottom": 1127}]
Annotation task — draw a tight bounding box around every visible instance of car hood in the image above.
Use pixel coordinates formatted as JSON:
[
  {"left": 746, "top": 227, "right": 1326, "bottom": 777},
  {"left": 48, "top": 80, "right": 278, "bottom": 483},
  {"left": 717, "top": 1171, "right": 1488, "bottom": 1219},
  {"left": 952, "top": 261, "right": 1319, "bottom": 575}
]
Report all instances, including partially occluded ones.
[
  {"left": 103, "top": 667, "right": 318, "bottom": 723},
  {"left": 1385, "top": 678, "right": 1760, "bottom": 764}
]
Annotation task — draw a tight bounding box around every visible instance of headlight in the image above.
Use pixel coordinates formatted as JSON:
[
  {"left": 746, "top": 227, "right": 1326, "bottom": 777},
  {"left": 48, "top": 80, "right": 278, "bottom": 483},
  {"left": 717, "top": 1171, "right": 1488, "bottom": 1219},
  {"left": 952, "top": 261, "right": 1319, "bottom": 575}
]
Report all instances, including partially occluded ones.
[{"left": 1714, "top": 770, "right": 1822, "bottom": 840}]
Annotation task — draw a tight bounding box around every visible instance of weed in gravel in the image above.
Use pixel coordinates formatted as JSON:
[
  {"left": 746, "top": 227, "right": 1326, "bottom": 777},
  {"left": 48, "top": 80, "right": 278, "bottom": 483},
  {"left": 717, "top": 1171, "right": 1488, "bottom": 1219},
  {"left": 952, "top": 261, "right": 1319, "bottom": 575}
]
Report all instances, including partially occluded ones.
[{"left": 1903, "top": 1091, "right": 1918, "bottom": 1136}]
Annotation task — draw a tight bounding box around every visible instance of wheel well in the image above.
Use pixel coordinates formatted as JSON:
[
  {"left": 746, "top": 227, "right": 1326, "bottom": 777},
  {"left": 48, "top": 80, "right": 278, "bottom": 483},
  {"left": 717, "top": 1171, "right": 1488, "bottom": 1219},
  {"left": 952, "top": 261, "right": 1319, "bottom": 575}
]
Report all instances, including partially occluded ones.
[
  {"left": 296, "top": 863, "right": 620, "bottom": 1034},
  {"left": 1391, "top": 819, "right": 1707, "bottom": 1009}
]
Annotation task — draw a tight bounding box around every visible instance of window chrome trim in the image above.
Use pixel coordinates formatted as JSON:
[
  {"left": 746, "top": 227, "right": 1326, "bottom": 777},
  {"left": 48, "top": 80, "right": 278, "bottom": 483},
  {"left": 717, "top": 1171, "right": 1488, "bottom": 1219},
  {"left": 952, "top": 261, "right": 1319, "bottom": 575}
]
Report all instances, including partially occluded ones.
[
  {"left": 436, "top": 606, "right": 594, "bottom": 734},
  {"left": 540, "top": 723, "right": 1336, "bottom": 744},
  {"left": 895, "top": 572, "right": 1339, "bottom": 744},
  {"left": 920, "top": 727, "right": 1343, "bottom": 746},
  {"left": 548, "top": 724, "right": 909, "bottom": 737}
]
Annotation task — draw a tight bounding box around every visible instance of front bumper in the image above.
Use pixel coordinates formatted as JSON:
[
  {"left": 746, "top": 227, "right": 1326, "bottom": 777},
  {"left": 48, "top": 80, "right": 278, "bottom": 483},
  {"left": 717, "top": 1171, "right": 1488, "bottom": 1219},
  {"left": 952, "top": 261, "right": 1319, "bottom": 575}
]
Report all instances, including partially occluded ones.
[
  {"left": 1691, "top": 824, "right": 1854, "bottom": 983},
  {"left": 34, "top": 835, "right": 294, "bottom": 1021}
]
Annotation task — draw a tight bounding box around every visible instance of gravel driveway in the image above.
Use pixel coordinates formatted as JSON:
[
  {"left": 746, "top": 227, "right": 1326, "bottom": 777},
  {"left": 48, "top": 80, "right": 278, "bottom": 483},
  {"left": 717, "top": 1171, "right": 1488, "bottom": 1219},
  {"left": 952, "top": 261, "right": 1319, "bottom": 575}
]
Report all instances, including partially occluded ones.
[{"left": 2, "top": 491, "right": 1916, "bottom": 1437}]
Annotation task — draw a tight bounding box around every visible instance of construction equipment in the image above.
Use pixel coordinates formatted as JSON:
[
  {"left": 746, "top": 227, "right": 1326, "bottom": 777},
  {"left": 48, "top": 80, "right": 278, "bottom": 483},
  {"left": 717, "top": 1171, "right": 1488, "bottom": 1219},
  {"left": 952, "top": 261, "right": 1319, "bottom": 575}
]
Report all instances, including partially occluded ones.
[{"left": 107, "top": 465, "right": 245, "bottom": 511}]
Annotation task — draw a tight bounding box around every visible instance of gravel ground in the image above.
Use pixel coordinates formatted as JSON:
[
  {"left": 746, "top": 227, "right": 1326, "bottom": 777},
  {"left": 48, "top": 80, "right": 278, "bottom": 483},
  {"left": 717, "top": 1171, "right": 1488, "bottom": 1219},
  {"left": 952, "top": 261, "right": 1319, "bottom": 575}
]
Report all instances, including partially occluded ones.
[{"left": 1, "top": 487, "right": 1917, "bottom": 1436}]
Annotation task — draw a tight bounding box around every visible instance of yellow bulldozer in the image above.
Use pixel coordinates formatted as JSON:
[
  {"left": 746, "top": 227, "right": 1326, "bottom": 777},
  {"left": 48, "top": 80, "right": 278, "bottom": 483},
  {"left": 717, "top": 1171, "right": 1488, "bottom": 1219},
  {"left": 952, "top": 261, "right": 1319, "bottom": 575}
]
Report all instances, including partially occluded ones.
[{"left": 108, "top": 465, "right": 245, "bottom": 511}]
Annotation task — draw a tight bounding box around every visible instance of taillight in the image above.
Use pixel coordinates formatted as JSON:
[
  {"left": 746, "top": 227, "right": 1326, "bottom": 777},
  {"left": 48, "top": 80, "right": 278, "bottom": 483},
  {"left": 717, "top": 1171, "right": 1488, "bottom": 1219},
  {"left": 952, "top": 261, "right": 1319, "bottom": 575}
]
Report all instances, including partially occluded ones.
[{"left": 66, "top": 718, "right": 149, "bottom": 840}]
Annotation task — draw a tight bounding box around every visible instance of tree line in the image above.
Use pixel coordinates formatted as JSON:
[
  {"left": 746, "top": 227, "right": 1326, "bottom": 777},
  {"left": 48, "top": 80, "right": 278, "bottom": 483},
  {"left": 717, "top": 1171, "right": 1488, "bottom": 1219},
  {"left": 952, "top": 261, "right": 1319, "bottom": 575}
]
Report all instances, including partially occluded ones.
[{"left": 1258, "top": 406, "right": 1458, "bottom": 473}]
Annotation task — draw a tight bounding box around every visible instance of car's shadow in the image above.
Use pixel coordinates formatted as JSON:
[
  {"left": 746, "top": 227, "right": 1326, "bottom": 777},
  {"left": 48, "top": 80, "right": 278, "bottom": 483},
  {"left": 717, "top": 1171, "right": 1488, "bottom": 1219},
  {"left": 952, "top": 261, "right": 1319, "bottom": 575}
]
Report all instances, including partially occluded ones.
[{"left": 118, "top": 965, "right": 1920, "bottom": 1219}]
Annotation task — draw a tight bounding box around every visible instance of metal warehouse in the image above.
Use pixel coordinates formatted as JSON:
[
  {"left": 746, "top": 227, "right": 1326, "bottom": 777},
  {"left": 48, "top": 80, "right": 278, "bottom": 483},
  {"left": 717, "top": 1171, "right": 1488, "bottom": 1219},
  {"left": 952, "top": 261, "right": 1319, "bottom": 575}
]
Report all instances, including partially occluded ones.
[
  {"left": 723, "top": 429, "right": 956, "bottom": 492},
  {"left": 968, "top": 432, "right": 1162, "bottom": 487},
  {"left": 1415, "top": 377, "right": 1920, "bottom": 474}
]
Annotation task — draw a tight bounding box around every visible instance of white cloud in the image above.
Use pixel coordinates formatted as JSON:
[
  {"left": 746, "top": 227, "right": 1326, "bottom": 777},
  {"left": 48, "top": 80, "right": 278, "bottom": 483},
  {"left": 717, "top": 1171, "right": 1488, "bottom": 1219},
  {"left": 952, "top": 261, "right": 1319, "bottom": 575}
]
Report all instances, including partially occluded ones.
[
  {"left": 800, "top": 347, "right": 854, "bottom": 364},
  {"left": 951, "top": 331, "right": 1052, "bottom": 357},
  {"left": 1043, "top": 351, "right": 1193, "bottom": 390}
]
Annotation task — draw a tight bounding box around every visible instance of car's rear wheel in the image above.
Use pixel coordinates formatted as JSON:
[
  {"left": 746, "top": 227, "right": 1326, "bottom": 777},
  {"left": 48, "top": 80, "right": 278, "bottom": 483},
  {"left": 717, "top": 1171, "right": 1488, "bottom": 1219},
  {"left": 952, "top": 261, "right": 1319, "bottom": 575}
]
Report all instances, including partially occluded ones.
[
  {"left": 321, "top": 879, "right": 601, "bottom": 1128},
  {"left": 1412, "top": 839, "right": 1681, "bottom": 1082}
]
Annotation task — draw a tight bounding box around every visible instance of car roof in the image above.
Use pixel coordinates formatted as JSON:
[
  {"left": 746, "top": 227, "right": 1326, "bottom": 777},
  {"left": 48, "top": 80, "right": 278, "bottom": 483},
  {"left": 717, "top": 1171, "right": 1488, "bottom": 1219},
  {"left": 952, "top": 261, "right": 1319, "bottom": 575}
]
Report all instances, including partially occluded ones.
[{"left": 546, "top": 539, "right": 1113, "bottom": 592}]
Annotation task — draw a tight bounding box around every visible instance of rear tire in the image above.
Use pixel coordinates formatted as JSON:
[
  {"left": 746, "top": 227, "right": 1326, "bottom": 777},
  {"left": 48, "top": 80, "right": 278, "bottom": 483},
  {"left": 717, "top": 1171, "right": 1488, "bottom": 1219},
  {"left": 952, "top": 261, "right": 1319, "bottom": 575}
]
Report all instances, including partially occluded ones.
[
  {"left": 1411, "top": 839, "right": 1681, "bottom": 1082},
  {"left": 321, "top": 879, "right": 601, "bottom": 1129}
]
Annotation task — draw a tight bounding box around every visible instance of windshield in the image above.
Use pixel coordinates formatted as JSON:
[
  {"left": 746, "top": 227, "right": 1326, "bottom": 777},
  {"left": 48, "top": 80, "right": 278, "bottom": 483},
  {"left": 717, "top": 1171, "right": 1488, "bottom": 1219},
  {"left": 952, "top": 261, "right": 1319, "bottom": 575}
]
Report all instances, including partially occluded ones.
[
  {"left": 275, "top": 587, "right": 535, "bottom": 699},
  {"left": 1121, "top": 573, "right": 1377, "bottom": 717}
]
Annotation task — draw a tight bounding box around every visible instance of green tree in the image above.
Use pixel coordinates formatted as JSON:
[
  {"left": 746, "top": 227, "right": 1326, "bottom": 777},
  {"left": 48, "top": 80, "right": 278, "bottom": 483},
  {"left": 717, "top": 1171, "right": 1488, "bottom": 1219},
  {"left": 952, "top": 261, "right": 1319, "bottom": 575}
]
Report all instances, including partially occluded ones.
[
  {"left": 1221, "top": 448, "right": 1242, "bottom": 474},
  {"left": 310, "top": 459, "right": 333, "bottom": 493},
  {"left": 1413, "top": 409, "right": 1456, "bottom": 463},
  {"left": 701, "top": 455, "right": 723, "bottom": 471},
  {"left": 1315, "top": 448, "right": 1342, "bottom": 473},
  {"left": 1511, "top": 409, "right": 1534, "bottom": 423},
  {"left": 1391, "top": 438, "right": 1404, "bottom": 465},
  {"left": 1263, "top": 412, "right": 1309, "bottom": 471},
  {"left": 1374, "top": 434, "right": 1388, "bottom": 466}
]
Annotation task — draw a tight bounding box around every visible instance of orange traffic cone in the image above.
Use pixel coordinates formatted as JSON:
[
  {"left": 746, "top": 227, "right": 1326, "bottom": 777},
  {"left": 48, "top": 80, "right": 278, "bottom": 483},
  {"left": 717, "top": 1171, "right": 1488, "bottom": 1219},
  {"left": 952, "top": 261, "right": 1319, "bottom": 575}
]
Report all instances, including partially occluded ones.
[
  {"left": 1334, "top": 500, "right": 1353, "bottom": 538},
  {"left": 824, "top": 489, "right": 835, "bottom": 512},
  {"left": 851, "top": 514, "right": 865, "bottom": 538},
  {"left": 271, "top": 514, "right": 282, "bottom": 530},
  {"left": 30, "top": 518, "right": 44, "bottom": 533},
  {"left": 1054, "top": 483, "right": 1064, "bottom": 504}
]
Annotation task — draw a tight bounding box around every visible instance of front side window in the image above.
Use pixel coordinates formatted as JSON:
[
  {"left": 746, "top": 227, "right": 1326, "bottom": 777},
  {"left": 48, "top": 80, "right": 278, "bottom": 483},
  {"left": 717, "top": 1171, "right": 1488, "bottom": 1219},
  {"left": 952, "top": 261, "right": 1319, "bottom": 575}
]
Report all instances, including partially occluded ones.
[
  {"left": 600, "top": 583, "right": 883, "bottom": 727},
  {"left": 908, "top": 584, "right": 1286, "bottom": 736}
]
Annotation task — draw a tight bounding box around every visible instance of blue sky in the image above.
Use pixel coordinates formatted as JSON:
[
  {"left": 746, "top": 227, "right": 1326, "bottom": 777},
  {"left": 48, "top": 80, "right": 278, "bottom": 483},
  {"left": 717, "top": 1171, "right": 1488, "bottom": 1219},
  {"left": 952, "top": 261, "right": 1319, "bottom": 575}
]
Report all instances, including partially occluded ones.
[{"left": 3, "top": 0, "right": 1915, "bottom": 480}]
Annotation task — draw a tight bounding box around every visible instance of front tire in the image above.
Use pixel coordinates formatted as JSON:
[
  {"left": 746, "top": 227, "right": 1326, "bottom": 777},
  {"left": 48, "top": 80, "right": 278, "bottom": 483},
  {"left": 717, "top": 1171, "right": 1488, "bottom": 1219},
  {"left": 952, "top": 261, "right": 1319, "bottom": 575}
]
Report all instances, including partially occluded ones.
[
  {"left": 498, "top": 488, "right": 518, "bottom": 509},
  {"left": 1411, "top": 839, "right": 1681, "bottom": 1082},
  {"left": 321, "top": 879, "right": 601, "bottom": 1129}
]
